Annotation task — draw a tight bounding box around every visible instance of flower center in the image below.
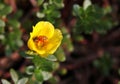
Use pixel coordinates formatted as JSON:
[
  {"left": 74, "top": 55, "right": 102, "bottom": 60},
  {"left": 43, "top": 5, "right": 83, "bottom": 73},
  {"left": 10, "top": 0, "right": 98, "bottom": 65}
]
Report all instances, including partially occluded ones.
[{"left": 33, "top": 36, "right": 48, "bottom": 48}]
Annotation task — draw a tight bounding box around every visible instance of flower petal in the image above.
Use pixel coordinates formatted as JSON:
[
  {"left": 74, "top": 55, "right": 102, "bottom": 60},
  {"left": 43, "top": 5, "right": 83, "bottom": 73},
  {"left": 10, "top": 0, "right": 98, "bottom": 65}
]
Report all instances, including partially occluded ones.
[
  {"left": 27, "top": 38, "right": 35, "bottom": 50},
  {"left": 46, "top": 29, "right": 63, "bottom": 54},
  {"left": 27, "top": 37, "right": 45, "bottom": 54},
  {"left": 31, "top": 21, "right": 54, "bottom": 39}
]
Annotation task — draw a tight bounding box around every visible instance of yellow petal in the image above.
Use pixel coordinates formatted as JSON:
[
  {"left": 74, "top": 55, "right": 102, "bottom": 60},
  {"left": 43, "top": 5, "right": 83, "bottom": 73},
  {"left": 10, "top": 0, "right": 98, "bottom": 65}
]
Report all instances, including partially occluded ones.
[
  {"left": 27, "top": 38, "right": 36, "bottom": 51},
  {"left": 27, "top": 37, "right": 45, "bottom": 54},
  {"left": 31, "top": 21, "right": 54, "bottom": 39},
  {"left": 46, "top": 29, "right": 63, "bottom": 54},
  {"left": 35, "top": 48, "right": 46, "bottom": 55}
]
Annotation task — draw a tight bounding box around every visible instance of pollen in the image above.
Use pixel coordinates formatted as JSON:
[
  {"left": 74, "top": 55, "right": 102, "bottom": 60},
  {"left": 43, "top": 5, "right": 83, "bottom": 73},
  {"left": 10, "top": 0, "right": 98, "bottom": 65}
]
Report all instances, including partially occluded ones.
[{"left": 33, "top": 36, "right": 48, "bottom": 48}]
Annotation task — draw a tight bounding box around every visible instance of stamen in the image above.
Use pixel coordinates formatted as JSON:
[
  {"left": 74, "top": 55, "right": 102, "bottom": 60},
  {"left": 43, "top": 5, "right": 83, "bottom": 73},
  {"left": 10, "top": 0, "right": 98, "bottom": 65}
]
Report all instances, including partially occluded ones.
[{"left": 33, "top": 36, "right": 48, "bottom": 48}]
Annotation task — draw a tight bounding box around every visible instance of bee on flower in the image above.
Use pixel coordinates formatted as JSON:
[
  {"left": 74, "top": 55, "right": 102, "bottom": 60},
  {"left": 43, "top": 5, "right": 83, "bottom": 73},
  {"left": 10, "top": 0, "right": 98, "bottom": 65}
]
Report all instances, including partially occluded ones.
[{"left": 27, "top": 21, "right": 63, "bottom": 57}]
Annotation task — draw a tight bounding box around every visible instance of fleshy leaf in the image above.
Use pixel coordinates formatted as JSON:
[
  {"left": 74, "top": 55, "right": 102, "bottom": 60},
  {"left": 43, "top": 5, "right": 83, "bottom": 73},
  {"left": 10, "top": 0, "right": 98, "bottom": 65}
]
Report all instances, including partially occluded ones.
[
  {"left": 34, "top": 69, "right": 44, "bottom": 81},
  {"left": 46, "top": 55, "right": 57, "bottom": 61},
  {"left": 83, "top": 0, "right": 92, "bottom": 10},
  {"left": 0, "top": 20, "right": 5, "bottom": 27},
  {"left": 1, "top": 79, "right": 11, "bottom": 84},
  {"left": 33, "top": 56, "right": 54, "bottom": 72},
  {"left": 55, "top": 47, "right": 66, "bottom": 62},
  {"left": 26, "top": 66, "right": 34, "bottom": 75},
  {"left": 17, "top": 78, "right": 28, "bottom": 84},
  {"left": 42, "top": 71, "right": 52, "bottom": 81},
  {"left": 10, "top": 69, "right": 19, "bottom": 83}
]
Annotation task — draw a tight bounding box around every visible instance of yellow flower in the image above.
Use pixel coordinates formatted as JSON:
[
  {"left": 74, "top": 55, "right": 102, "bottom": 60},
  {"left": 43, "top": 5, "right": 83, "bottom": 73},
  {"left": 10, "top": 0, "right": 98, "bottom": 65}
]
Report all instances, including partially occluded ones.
[{"left": 27, "top": 21, "right": 63, "bottom": 57}]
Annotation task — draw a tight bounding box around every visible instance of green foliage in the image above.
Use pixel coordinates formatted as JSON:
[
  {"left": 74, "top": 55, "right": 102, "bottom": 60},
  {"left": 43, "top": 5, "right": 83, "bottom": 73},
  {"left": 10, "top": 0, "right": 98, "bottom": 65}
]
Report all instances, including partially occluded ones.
[
  {"left": 62, "top": 27, "right": 74, "bottom": 52},
  {"left": 48, "top": 77, "right": 58, "bottom": 84},
  {"left": 26, "top": 66, "right": 35, "bottom": 75},
  {"left": 93, "top": 53, "right": 112, "bottom": 76},
  {"left": 10, "top": 69, "right": 19, "bottom": 83},
  {"left": 46, "top": 55, "right": 57, "bottom": 61},
  {"left": 37, "top": 0, "right": 44, "bottom": 6},
  {"left": 33, "top": 56, "right": 54, "bottom": 72},
  {"left": 22, "top": 2, "right": 67, "bottom": 83},
  {"left": 34, "top": 70, "right": 52, "bottom": 83},
  {"left": 0, "top": 20, "right": 5, "bottom": 34},
  {"left": 21, "top": 54, "right": 55, "bottom": 83},
  {"left": 1, "top": 69, "right": 28, "bottom": 84},
  {"left": 17, "top": 78, "right": 28, "bottom": 84},
  {"left": 58, "top": 68, "right": 67, "bottom": 76},
  {"left": 34, "top": 69, "right": 44, "bottom": 81},
  {"left": 23, "top": 46, "right": 66, "bottom": 83},
  {"left": 83, "top": 0, "right": 92, "bottom": 10},
  {"left": 0, "top": 2, "right": 23, "bottom": 56},
  {"left": 55, "top": 47, "right": 66, "bottom": 62},
  {"left": 1, "top": 79, "right": 11, "bottom": 84},
  {"left": 0, "top": 0, "right": 116, "bottom": 83},
  {"left": 22, "top": 1, "right": 67, "bottom": 82},
  {"left": 36, "top": 0, "right": 64, "bottom": 25},
  {"left": 72, "top": 0, "right": 113, "bottom": 34},
  {"left": 0, "top": 3, "right": 12, "bottom": 17},
  {"left": 0, "top": 19, "right": 5, "bottom": 28}
]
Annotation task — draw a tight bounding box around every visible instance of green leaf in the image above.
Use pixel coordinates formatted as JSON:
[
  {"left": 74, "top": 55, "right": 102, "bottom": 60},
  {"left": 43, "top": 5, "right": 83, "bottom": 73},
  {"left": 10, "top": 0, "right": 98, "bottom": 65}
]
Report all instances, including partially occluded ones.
[
  {"left": 58, "top": 68, "right": 67, "bottom": 75},
  {"left": 37, "top": 0, "right": 44, "bottom": 6},
  {"left": 26, "top": 66, "right": 34, "bottom": 75},
  {"left": 55, "top": 47, "right": 66, "bottom": 62},
  {"left": 33, "top": 56, "right": 54, "bottom": 72},
  {"left": 49, "top": 0, "right": 53, "bottom": 4},
  {"left": 0, "top": 34, "right": 5, "bottom": 40},
  {"left": 0, "top": 5, "right": 12, "bottom": 16},
  {"left": 16, "top": 39, "right": 23, "bottom": 47},
  {"left": 43, "top": 2, "right": 48, "bottom": 10},
  {"left": 48, "top": 77, "right": 58, "bottom": 84},
  {"left": 53, "top": 0, "right": 64, "bottom": 8},
  {"left": 42, "top": 71, "right": 52, "bottom": 81},
  {"left": 27, "top": 79, "right": 43, "bottom": 84},
  {"left": 13, "top": 10, "right": 23, "bottom": 19},
  {"left": 64, "top": 34, "right": 74, "bottom": 52},
  {"left": 53, "top": 0, "right": 63, "bottom": 4},
  {"left": 10, "top": 69, "right": 19, "bottom": 83},
  {"left": 52, "top": 11, "right": 61, "bottom": 18},
  {"left": 52, "top": 62, "right": 60, "bottom": 70},
  {"left": 36, "top": 12, "right": 45, "bottom": 18},
  {"left": 0, "top": 20, "right": 5, "bottom": 27},
  {"left": 8, "top": 19, "right": 20, "bottom": 28},
  {"left": 83, "top": 0, "right": 92, "bottom": 10},
  {"left": 35, "top": 69, "right": 44, "bottom": 81},
  {"left": 74, "top": 35, "right": 84, "bottom": 42},
  {"left": 103, "top": 5, "right": 112, "bottom": 14},
  {"left": 6, "top": 32, "right": 18, "bottom": 50},
  {"left": 73, "top": 4, "right": 80, "bottom": 16},
  {"left": 5, "top": 45, "right": 12, "bottom": 56},
  {"left": 62, "top": 27, "right": 74, "bottom": 52},
  {"left": 46, "top": 55, "right": 57, "bottom": 61},
  {"left": 1, "top": 79, "right": 11, "bottom": 84},
  {"left": 85, "top": 5, "right": 103, "bottom": 19},
  {"left": 17, "top": 78, "right": 28, "bottom": 84},
  {"left": 0, "top": 3, "right": 4, "bottom": 9},
  {"left": 93, "top": 53, "right": 112, "bottom": 76},
  {"left": 0, "top": 27, "right": 4, "bottom": 34}
]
